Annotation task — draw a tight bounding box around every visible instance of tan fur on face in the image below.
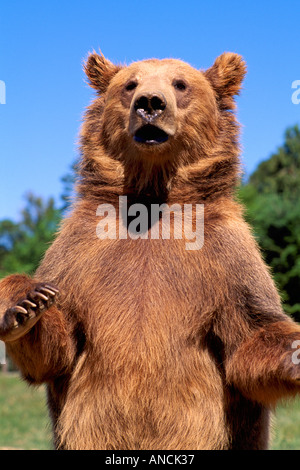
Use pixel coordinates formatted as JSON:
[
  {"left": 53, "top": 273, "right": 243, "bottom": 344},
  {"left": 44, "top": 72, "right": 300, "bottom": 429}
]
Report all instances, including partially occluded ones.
[{"left": 79, "top": 55, "right": 242, "bottom": 200}]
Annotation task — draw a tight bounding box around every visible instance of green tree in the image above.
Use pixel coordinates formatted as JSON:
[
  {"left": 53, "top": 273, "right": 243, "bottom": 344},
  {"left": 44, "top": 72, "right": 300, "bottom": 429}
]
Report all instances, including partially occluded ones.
[
  {"left": 0, "top": 193, "right": 61, "bottom": 277},
  {"left": 60, "top": 160, "right": 78, "bottom": 213},
  {"left": 249, "top": 125, "right": 300, "bottom": 198},
  {"left": 239, "top": 125, "right": 300, "bottom": 320}
]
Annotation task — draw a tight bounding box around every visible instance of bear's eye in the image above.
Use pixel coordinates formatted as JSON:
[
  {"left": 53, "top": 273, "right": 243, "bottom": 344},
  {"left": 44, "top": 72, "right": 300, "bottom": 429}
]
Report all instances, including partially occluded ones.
[
  {"left": 173, "top": 80, "right": 187, "bottom": 91},
  {"left": 125, "top": 81, "right": 138, "bottom": 92}
]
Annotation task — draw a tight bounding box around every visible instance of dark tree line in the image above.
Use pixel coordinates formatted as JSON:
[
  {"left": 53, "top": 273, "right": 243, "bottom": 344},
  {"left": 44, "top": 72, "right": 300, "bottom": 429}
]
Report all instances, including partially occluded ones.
[{"left": 239, "top": 125, "right": 300, "bottom": 320}]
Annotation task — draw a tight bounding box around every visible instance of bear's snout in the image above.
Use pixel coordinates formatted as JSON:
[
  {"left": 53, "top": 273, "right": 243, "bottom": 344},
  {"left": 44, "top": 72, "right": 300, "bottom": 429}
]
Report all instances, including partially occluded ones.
[
  {"left": 129, "top": 85, "right": 177, "bottom": 147},
  {"left": 133, "top": 92, "right": 167, "bottom": 124}
]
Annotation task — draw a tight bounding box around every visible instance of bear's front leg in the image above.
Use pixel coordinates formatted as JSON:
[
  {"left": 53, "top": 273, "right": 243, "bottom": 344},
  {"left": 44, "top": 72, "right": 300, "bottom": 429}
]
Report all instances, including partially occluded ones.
[
  {"left": 0, "top": 274, "right": 76, "bottom": 383},
  {"left": 226, "top": 320, "right": 300, "bottom": 405},
  {"left": 0, "top": 283, "right": 58, "bottom": 342}
]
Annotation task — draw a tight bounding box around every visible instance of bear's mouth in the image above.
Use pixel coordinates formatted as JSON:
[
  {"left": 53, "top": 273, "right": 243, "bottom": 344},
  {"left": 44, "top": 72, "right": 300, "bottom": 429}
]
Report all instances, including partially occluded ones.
[{"left": 134, "top": 125, "right": 169, "bottom": 145}]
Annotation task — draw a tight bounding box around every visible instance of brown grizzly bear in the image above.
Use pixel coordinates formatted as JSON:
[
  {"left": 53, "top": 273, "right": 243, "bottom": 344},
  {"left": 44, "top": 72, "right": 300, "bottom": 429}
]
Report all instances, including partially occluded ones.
[{"left": 1, "top": 51, "right": 300, "bottom": 450}]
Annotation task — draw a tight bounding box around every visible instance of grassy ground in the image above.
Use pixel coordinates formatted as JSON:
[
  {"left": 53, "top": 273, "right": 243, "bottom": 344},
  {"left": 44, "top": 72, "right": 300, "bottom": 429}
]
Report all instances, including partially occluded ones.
[
  {"left": 0, "top": 373, "right": 300, "bottom": 450},
  {"left": 271, "top": 398, "right": 300, "bottom": 450},
  {"left": 0, "top": 374, "right": 52, "bottom": 450}
]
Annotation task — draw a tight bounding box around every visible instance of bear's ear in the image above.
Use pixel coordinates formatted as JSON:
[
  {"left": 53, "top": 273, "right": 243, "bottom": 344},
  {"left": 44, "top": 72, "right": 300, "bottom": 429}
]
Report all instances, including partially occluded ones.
[
  {"left": 84, "top": 51, "right": 122, "bottom": 94},
  {"left": 204, "top": 52, "right": 247, "bottom": 105}
]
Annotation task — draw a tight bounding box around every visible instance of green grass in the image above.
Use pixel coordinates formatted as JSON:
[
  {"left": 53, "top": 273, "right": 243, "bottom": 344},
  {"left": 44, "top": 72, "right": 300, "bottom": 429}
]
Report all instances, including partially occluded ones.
[
  {"left": 0, "top": 373, "right": 300, "bottom": 450},
  {"left": 271, "top": 398, "right": 300, "bottom": 450},
  {"left": 0, "top": 374, "right": 52, "bottom": 450}
]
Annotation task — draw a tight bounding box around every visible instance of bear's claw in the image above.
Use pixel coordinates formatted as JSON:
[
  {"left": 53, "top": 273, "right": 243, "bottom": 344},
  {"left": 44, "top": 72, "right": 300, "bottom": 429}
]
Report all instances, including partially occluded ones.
[{"left": 0, "top": 283, "right": 59, "bottom": 341}]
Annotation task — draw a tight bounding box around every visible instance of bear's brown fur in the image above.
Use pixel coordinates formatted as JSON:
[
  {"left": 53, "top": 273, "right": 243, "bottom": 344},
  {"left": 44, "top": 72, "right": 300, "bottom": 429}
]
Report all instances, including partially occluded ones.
[{"left": 1, "top": 52, "right": 300, "bottom": 450}]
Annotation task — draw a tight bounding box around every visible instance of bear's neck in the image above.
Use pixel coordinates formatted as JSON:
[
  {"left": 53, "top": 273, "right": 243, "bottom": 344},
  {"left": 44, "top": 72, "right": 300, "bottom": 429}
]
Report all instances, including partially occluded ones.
[
  {"left": 172, "top": 153, "right": 241, "bottom": 204},
  {"left": 77, "top": 150, "right": 240, "bottom": 206}
]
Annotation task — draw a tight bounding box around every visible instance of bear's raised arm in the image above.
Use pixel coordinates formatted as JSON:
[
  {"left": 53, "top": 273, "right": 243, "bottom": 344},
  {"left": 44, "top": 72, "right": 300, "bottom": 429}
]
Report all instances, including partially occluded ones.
[
  {"left": 0, "top": 274, "right": 76, "bottom": 383},
  {"left": 212, "top": 218, "right": 300, "bottom": 405}
]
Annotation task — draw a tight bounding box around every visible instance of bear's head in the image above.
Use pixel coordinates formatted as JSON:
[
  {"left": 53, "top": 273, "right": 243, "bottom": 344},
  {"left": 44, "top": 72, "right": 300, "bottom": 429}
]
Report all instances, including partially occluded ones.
[{"left": 79, "top": 52, "right": 246, "bottom": 199}]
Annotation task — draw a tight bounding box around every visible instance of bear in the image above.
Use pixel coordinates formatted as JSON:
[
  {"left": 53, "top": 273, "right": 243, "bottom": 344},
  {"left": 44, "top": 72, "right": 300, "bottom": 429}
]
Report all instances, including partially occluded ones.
[{"left": 1, "top": 51, "right": 300, "bottom": 450}]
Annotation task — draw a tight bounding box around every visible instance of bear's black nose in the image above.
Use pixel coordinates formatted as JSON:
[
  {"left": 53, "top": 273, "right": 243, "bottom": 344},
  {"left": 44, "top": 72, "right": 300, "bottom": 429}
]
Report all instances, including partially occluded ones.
[{"left": 134, "top": 93, "right": 167, "bottom": 123}]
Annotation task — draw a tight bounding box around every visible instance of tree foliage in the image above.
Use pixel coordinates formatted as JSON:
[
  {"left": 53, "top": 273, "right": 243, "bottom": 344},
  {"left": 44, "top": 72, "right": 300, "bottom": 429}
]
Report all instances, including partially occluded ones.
[
  {"left": 0, "top": 193, "right": 61, "bottom": 277},
  {"left": 238, "top": 125, "right": 300, "bottom": 320},
  {"left": 60, "top": 160, "right": 78, "bottom": 213}
]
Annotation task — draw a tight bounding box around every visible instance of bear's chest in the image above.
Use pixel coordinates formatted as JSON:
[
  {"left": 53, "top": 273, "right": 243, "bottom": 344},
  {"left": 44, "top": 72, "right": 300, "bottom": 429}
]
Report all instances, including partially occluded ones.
[{"left": 70, "top": 235, "right": 221, "bottom": 356}]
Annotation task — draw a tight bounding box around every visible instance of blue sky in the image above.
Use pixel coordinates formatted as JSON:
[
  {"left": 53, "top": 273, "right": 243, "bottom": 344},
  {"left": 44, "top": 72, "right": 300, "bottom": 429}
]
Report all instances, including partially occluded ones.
[{"left": 0, "top": 0, "right": 299, "bottom": 221}]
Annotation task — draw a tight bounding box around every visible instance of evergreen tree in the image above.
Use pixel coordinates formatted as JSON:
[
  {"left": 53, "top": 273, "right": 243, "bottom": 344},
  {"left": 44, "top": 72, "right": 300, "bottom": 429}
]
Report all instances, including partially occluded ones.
[
  {"left": 239, "top": 125, "right": 300, "bottom": 320},
  {"left": 0, "top": 193, "right": 61, "bottom": 277}
]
